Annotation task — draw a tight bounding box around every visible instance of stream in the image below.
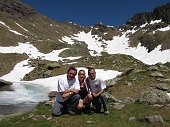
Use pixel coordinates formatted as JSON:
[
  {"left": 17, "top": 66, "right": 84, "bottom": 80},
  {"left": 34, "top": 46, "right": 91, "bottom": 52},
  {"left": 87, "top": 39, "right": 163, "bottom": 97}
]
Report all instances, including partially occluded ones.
[{"left": 0, "top": 82, "right": 49, "bottom": 115}]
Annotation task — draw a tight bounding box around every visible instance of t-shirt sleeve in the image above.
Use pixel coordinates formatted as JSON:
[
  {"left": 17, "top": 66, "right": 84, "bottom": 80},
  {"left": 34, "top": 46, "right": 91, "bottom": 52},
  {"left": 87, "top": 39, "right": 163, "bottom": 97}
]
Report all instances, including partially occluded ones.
[
  {"left": 100, "top": 79, "right": 106, "bottom": 90},
  {"left": 57, "top": 77, "right": 65, "bottom": 92},
  {"left": 73, "top": 78, "right": 80, "bottom": 90}
]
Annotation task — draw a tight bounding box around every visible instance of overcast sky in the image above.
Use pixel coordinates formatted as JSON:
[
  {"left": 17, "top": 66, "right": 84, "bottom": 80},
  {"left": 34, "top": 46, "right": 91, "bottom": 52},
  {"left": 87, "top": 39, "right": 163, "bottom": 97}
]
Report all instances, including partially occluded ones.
[{"left": 22, "top": 0, "right": 170, "bottom": 26}]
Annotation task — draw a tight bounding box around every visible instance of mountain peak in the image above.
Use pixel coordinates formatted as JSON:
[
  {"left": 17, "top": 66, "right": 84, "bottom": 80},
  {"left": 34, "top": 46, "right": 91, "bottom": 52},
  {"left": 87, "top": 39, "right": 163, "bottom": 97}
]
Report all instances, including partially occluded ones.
[
  {"left": 126, "top": 2, "right": 170, "bottom": 26},
  {"left": 0, "top": 0, "right": 36, "bottom": 17}
]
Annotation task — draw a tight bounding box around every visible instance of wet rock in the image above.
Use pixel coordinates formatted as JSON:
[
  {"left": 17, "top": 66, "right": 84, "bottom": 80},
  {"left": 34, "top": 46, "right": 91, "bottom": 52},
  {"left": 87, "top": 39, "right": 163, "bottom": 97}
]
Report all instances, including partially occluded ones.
[
  {"left": 49, "top": 91, "right": 57, "bottom": 98},
  {"left": 0, "top": 79, "right": 12, "bottom": 87}
]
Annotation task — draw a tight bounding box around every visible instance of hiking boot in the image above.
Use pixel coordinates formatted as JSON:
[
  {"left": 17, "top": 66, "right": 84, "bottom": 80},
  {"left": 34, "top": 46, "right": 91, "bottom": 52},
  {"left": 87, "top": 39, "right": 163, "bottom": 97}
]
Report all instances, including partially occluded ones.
[
  {"left": 68, "top": 110, "right": 76, "bottom": 116},
  {"left": 87, "top": 109, "right": 93, "bottom": 115},
  {"left": 104, "top": 111, "right": 109, "bottom": 115},
  {"left": 76, "top": 110, "right": 82, "bottom": 115}
]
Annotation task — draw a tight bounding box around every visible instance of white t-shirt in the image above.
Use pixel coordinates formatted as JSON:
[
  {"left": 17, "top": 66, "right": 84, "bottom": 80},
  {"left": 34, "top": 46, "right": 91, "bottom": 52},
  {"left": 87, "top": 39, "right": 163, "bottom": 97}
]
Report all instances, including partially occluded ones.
[
  {"left": 87, "top": 76, "right": 106, "bottom": 93},
  {"left": 56, "top": 74, "right": 80, "bottom": 102}
]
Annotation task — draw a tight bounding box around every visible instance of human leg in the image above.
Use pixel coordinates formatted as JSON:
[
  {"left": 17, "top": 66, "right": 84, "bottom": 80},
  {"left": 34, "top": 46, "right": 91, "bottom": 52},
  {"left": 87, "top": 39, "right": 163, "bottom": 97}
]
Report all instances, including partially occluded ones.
[
  {"left": 67, "top": 94, "right": 81, "bottom": 114},
  {"left": 82, "top": 94, "right": 93, "bottom": 114},
  {"left": 77, "top": 99, "right": 84, "bottom": 110},
  {"left": 52, "top": 100, "right": 64, "bottom": 117},
  {"left": 92, "top": 96, "right": 101, "bottom": 112},
  {"left": 99, "top": 93, "right": 109, "bottom": 114},
  {"left": 83, "top": 94, "right": 93, "bottom": 106}
]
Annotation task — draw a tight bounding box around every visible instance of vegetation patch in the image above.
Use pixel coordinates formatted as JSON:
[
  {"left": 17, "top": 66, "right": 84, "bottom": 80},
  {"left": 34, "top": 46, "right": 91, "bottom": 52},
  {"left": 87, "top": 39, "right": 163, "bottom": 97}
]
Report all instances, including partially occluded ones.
[
  {"left": 1, "top": 102, "right": 170, "bottom": 127},
  {"left": 0, "top": 53, "right": 28, "bottom": 77}
]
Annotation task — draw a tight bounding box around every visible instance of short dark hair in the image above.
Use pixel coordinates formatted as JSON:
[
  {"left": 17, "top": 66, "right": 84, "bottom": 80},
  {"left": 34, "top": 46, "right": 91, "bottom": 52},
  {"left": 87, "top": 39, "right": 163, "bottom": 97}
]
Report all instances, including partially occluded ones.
[
  {"left": 67, "top": 66, "right": 77, "bottom": 75},
  {"left": 78, "top": 69, "right": 85, "bottom": 74},
  {"left": 88, "top": 67, "right": 95, "bottom": 75}
]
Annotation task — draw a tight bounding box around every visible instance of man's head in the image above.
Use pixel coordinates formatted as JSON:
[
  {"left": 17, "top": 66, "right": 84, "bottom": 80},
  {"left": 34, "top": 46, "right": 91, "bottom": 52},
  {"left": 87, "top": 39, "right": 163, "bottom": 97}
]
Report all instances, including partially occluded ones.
[
  {"left": 88, "top": 67, "right": 96, "bottom": 80},
  {"left": 78, "top": 70, "right": 86, "bottom": 82},
  {"left": 67, "top": 66, "right": 77, "bottom": 80}
]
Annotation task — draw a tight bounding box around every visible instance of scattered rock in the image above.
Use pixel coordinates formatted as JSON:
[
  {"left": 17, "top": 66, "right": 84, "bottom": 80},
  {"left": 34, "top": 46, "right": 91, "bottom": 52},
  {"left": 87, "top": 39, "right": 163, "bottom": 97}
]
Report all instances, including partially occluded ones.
[
  {"left": 0, "top": 79, "right": 12, "bottom": 88},
  {"left": 157, "top": 78, "right": 170, "bottom": 83},
  {"left": 49, "top": 91, "right": 57, "bottom": 98},
  {"left": 139, "top": 89, "right": 170, "bottom": 104},
  {"left": 112, "top": 103, "right": 125, "bottom": 110},
  {"left": 150, "top": 72, "right": 164, "bottom": 78},
  {"left": 152, "top": 104, "right": 163, "bottom": 107},
  {"left": 127, "top": 82, "right": 133, "bottom": 87},
  {"left": 86, "top": 120, "right": 94, "bottom": 124},
  {"left": 105, "top": 92, "right": 122, "bottom": 103},
  {"left": 0, "top": 115, "right": 5, "bottom": 122},
  {"left": 120, "top": 68, "right": 134, "bottom": 77},
  {"left": 47, "top": 116, "right": 52, "bottom": 121},
  {"left": 43, "top": 70, "right": 52, "bottom": 78},
  {"left": 147, "top": 66, "right": 159, "bottom": 71},
  {"left": 155, "top": 83, "right": 170, "bottom": 91},
  {"left": 123, "top": 97, "right": 135, "bottom": 104},
  {"left": 128, "top": 117, "right": 136, "bottom": 122},
  {"left": 139, "top": 115, "right": 164, "bottom": 125},
  {"left": 47, "top": 63, "right": 60, "bottom": 70}
]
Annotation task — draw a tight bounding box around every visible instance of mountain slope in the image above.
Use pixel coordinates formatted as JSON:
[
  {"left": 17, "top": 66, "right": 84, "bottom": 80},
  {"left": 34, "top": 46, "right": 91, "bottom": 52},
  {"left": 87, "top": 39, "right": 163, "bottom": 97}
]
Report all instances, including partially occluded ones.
[
  {"left": 0, "top": 0, "right": 170, "bottom": 80},
  {"left": 126, "top": 2, "right": 170, "bottom": 26}
]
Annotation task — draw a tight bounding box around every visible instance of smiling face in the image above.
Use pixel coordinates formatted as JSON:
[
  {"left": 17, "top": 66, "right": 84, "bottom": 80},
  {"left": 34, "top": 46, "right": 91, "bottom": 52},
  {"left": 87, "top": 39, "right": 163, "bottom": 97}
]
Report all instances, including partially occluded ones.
[
  {"left": 67, "top": 69, "right": 77, "bottom": 80},
  {"left": 88, "top": 69, "right": 96, "bottom": 80},
  {"left": 78, "top": 70, "right": 86, "bottom": 82}
]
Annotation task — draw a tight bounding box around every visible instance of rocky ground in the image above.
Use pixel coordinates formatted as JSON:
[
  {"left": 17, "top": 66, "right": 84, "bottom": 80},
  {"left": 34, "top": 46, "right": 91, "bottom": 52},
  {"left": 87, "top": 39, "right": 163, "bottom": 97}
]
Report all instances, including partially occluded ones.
[{"left": 0, "top": 103, "right": 37, "bottom": 121}]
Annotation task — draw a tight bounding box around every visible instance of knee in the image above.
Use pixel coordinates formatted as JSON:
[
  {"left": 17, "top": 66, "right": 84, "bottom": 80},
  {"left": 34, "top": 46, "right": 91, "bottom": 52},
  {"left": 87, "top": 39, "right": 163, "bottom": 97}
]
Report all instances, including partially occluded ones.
[
  {"left": 100, "top": 93, "right": 106, "bottom": 98},
  {"left": 73, "top": 94, "right": 81, "bottom": 100},
  {"left": 52, "top": 112, "right": 61, "bottom": 117},
  {"left": 52, "top": 108, "right": 62, "bottom": 117},
  {"left": 87, "top": 94, "right": 93, "bottom": 101},
  {"left": 77, "top": 99, "right": 83, "bottom": 110}
]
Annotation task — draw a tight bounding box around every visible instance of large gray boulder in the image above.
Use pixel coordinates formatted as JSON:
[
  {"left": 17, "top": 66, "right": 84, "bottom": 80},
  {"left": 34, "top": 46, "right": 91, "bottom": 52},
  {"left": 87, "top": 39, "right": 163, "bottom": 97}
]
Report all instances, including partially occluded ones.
[
  {"left": 155, "top": 83, "right": 170, "bottom": 91},
  {"left": 139, "top": 89, "right": 170, "bottom": 104},
  {"left": 139, "top": 115, "right": 164, "bottom": 125}
]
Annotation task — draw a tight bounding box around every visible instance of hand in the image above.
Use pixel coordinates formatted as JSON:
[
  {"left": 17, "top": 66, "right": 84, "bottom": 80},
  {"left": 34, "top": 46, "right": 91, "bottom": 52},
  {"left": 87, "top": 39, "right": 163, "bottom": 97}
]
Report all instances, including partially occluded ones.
[
  {"left": 71, "top": 89, "right": 79, "bottom": 94},
  {"left": 92, "top": 93, "right": 99, "bottom": 97}
]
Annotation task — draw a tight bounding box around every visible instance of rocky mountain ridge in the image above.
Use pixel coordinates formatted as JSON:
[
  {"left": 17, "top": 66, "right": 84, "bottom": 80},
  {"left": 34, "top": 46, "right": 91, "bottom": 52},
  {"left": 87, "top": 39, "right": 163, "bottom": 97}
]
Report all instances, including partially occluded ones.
[{"left": 126, "top": 2, "right": 170, "bottom": 26}]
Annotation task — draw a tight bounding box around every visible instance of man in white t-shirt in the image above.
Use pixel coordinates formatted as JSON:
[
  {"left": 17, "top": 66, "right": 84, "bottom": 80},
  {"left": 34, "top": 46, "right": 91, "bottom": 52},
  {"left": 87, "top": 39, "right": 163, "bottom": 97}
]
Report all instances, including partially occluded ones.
[
  {"left": 52, "top": 66, "right": 81, "bottom": 116},
  {"left": 86, "top": 67, "right": 109, "bottom": 115}
]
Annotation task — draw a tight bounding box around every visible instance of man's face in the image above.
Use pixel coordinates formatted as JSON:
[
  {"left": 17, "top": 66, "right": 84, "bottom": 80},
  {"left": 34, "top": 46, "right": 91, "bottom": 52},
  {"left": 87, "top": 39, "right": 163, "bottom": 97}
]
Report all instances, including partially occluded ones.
[
  {"left": 88, "top": 69, "right": 96, "bottom": 80},
  {"left": 67, "top": 69, "right": 76, "bottom": 80},
  {"left": 78, "top": 71, "right": 86, "bottom": 82}
]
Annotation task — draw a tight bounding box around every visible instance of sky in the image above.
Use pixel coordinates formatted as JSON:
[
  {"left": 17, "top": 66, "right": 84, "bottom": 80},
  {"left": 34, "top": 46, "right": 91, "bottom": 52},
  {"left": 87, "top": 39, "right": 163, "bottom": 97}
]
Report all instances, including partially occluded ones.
[{"left": 21, "top": 0, "right": 170, "bottom": 26}]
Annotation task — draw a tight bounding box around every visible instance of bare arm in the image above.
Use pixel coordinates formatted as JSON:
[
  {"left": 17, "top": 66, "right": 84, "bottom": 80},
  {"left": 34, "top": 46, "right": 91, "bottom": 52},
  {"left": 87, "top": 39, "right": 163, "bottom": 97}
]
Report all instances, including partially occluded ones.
[
  {"left": 61, "top": 89, "right": 79, "bottom": 98},
  {"left": 92, "top": 89, "right": 104, "bottom": 97},
  {"left": 85, "top": 78, "right": 91, "bottom": 94}
]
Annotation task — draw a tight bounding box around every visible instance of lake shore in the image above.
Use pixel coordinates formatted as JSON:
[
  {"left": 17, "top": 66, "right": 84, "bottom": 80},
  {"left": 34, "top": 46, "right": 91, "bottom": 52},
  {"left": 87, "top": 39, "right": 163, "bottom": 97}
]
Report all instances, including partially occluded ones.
[{"left": 0, "top": 103, "right": 37, "bottom": 121}]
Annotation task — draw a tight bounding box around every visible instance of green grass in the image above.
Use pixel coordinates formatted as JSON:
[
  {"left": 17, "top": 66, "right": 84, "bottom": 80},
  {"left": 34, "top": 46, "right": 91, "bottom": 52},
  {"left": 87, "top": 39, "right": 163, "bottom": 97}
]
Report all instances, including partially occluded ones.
[{"left": 1, "top": 102, "right": 170, "bottom": 127}]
